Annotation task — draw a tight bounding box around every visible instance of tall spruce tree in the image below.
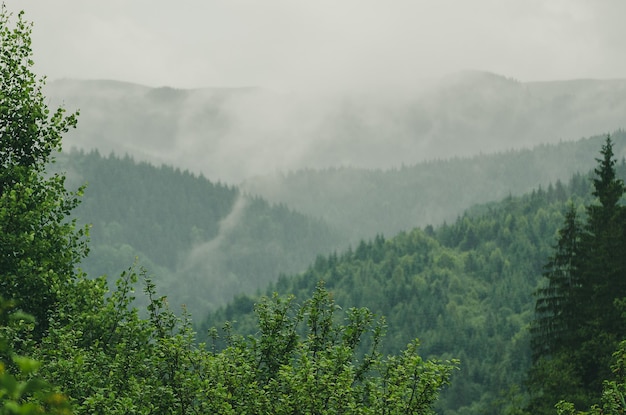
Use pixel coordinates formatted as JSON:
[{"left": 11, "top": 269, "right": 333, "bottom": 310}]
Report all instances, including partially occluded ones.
[
  {"left": 532, "top": 203, "right": 582, "bottom": 358},
  {"left": 528, "top": 135, "right": 626, "bottom": 413},
  {"left": 577, "top": 136, "right": 626, "bottom": 392}
]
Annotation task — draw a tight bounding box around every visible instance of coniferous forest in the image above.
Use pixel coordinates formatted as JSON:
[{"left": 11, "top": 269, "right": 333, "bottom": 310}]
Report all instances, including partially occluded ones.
[{"left": 3, "top": 6, "right": 626, "bottom": 415}]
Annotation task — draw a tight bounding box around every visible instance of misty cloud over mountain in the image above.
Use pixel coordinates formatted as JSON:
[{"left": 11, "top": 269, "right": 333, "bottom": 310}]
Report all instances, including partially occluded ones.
[{"left": 46, "top": 71, "right": 626, "bottom": 184}]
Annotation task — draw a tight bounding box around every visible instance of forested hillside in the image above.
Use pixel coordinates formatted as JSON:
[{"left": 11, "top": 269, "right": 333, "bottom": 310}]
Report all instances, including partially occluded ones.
[
  {"left": 243, "top": 132, "right": 626, "bottom": 241},
  {"left": 56, "top": 134, "right": 626, "bottom": 322},
  {"left": 57, "top": 149, "right": 346, "bottom": 316},
  {"left": 201, "top": 164, "right": 616, "bottom": 415}
]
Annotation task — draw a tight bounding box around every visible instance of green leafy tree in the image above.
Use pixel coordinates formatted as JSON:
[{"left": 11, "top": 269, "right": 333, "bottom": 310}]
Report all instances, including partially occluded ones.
[
  {"left": 38, "top": 274, "right": 458, "bottom": 415},
  {"left": 0, "top": 6, "right": 87, "bottom": 338},
  {"left": 1, "top": 296, "right": 72, "bottom": 415}
]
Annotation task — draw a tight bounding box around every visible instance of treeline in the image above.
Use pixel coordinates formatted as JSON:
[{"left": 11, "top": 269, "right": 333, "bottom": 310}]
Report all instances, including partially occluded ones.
[{"left": 56, "top": 132, "right": 626, "bottom": 320}]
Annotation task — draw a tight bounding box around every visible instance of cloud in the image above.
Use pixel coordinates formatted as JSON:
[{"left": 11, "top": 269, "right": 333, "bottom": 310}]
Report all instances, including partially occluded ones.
[{"left": 5, "top": 1, "right": 626, "bottom": 91}]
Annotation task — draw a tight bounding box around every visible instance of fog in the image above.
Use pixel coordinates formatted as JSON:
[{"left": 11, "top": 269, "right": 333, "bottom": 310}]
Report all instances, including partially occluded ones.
[
  {"left": 45, "top": 73, "right": 626, "bottom": 184},
  {"left": 0, "top": 1, "right": 622, "bottom": 183},
  {"left": 186, "top": 194, "right": 248, "bottom": 267}
]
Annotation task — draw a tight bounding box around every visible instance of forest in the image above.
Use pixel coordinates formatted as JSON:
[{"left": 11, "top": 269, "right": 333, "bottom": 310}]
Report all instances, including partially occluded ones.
[
  {"left": 50, "top": 132, "right": 626, "bottom": 320},
  {"left": 203, "top": 153, "right": 626, "bottom": 414},
  {"left": 2, "top": 6, "right": 626, "bottom": 415}
]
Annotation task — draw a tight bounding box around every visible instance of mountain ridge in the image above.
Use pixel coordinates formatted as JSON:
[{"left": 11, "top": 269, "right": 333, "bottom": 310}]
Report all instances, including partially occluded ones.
[{"left": 45, "top": 71, "right": 626, "bottom": 183}]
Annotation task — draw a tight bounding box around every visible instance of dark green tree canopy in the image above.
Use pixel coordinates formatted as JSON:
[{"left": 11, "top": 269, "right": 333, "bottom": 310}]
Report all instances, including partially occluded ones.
[
  {"left": 529, "top": 135, "right": 626, "bottom": 413},
  {"left": 532, "top": 203, "right": 582, "bottom": 359},
  {"left": 591, "top": 137, "right": 625, "bottom": 214}
]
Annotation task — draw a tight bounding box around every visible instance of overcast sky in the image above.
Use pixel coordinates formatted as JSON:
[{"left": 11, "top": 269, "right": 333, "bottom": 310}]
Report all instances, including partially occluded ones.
[{"left": 5, "top": 1, "right": 626, "bottom": 91}]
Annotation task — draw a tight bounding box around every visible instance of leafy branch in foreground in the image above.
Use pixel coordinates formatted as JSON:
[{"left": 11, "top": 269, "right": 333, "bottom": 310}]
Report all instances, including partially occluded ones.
[{"left": 0, "top": 297, "right": 72, "bottom": 415}]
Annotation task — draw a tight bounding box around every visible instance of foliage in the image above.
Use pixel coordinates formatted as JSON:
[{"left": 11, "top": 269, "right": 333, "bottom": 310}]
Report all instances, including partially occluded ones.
[
  {"left": 0, "top": 6, "right": 87, "bottom": 337},
  {"left": 554, "top": 340, "right": 626, "bottom": 415},
  {"left": 0, "top": 297, "right": 72, "bottom": 415},
  {"left": 36, "top": 266, "right": 205, "bottom": 415},
  {"left": 206, "top": 282, "right": 458, "bottom": 415},
  {"left": 36, "top": 272, "right": 457, "bottom": 415}
]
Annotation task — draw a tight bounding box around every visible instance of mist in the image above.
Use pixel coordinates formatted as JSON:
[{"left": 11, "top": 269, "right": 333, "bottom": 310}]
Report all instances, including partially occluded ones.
[
  {"left": 2, "top": 1, "right": 622, "bottom": 183},
  {"left": 186, "top": 194, "right": 248, "bottom": 267},
  {"left": 45, "top": 72, "right": 626, "bottom": 184}
]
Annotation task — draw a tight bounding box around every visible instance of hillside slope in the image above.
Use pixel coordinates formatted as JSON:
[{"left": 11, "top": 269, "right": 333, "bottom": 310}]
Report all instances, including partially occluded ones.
[
  {"left": 58, "top": 133, "right": 626, "bottom": 320},
  {"left": 243, "top": 132, "right": 626, "bottom": 241},
  {"left": 201, "top": 163, "right": 615, "bottom": 415},
  {"left": 59, "top": 150, "right": 346, "bottom": 317}
]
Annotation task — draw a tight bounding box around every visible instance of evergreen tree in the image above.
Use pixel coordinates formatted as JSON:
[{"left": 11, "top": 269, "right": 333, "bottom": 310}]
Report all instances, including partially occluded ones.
[
  {"left": 576, "top": 136, "right": 626, "bottom": 393},
  {"left": 528, "top": 136, "right": 626, "bottom": 413},
  {"left": 532, "top": 203, "right": 582, "bottom": 358}
]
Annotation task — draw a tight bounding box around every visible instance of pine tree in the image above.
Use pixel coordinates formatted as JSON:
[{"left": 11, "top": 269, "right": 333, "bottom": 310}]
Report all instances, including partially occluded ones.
[
  {"left": 532, "top": 203, "right": 582, "bottom": 358},
  {"left": 576, "top": 136, "right": 626, "bottom": 391},
  {"left": 528, "top": 135, "right": 626, "bottom": 413}
]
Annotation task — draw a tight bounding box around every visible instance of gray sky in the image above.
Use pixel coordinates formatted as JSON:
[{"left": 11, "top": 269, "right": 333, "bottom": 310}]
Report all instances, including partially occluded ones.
[{"left": 5, "top": 1, "right": 626, "bottom": 91}]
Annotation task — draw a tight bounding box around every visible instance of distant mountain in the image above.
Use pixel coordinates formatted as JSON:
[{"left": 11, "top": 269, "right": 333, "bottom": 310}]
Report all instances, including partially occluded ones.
[{"left": 45, "top": 72, "right": 626, "bottom": 183}]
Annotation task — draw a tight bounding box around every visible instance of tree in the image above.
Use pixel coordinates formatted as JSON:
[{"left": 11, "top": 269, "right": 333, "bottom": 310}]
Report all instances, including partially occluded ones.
[
  {"left": 528, "top": 136, "right": 626, "bottom": 413},
  {"left": 532, "top": 203, "right": 583, "bottom": 360},
  {"left": 554, "top": 339, "right": 626, "bottom": 415},
  {"left": 582, "top": 137, "right": 626, "bottom": 336},
  {"left": 0, "top": 6, "right": 87, "bottom": 337},
  {"left": 575, "top": 136, "right": 626, "bottom": 399},
  {"left": 37, "top": 273, "right": 458, "bottom": 415},
  {"left": 0, "top": 296, "right": 72, "bottom": 415}
]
